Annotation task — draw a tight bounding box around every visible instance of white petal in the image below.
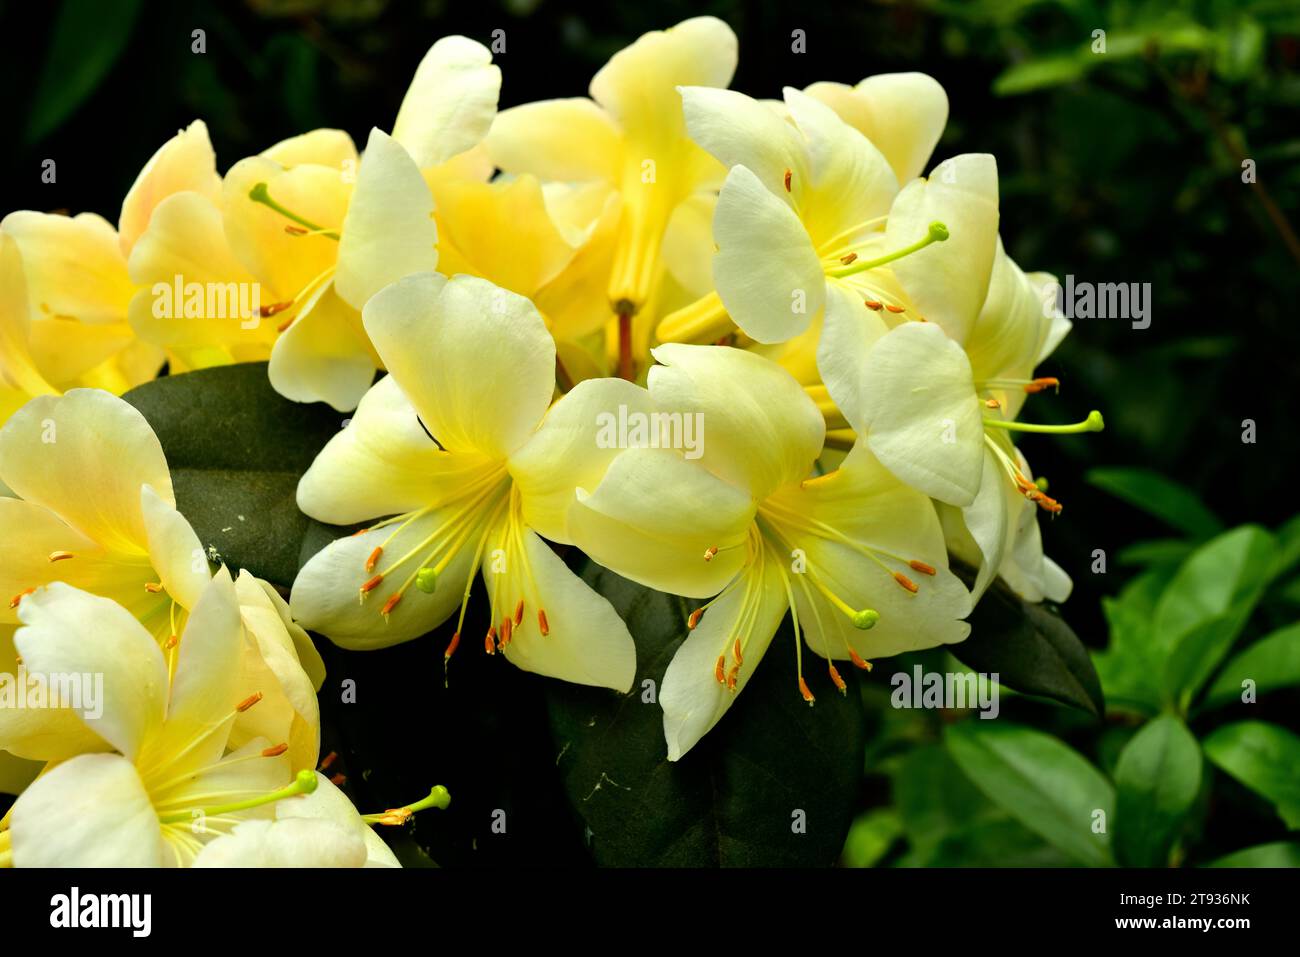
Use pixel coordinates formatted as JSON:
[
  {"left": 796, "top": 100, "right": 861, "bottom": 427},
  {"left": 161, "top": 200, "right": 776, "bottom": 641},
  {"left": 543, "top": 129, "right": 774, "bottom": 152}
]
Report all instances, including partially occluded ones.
[
  {"left": 141, "top": 484, "right": 209, "bottom": 610},
  {"left": 192, "top": 817, "right": 368, "bottom": 867},
  {"left": 333, "top": 128, "right": 437, "bottom": 312},
  {"left": 679, "top": 87, "right": 808, "bottom": 204},
  {"left": 268, "top": 282, "right": 377, "bottom": 413},
  {"left": 391, "top": 36, "right": 500, "bottom": 169},
  {"left": 860, "top": 322, "right": 984, "bottom": 506},
  {"left": 10, "top": 752, "right": 162, "bottom": 866},
  {"left": 815, "top": 279, "right": 890, "bottom": 433},
  {"left": 362, "top": 273, "right": 554, "bottom": 459},
  {"left": 711, "top": 165, "right": 824, "bottom": 344},
  {"left": 15, "top": 583, "right": 167, "bottom": 760},
  {"left": 276, "top": 771, "right": 400, "bottom": 867}
]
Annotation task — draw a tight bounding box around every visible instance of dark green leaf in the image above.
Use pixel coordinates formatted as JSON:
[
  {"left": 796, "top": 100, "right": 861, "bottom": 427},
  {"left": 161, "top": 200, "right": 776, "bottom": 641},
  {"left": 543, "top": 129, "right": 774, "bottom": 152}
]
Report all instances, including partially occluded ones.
[
  {"left": 1093, "top": 566, "right": 1177, "bottom": 715},
  {"left": 1085, "top": 467, "right": 1223, "bottom": 539},
  {"left": 25, "top": 0, "right": 143, "bottom": 144},
  {"left": 545, "top": 560, "right": 864, "bottom": 866},
  {"left": 1113, "top": 714, "right": 1202, "bottom": 866},
  {"left": 1203, "top": 721, "right": 1300, "bottom": 829},
  {"left": 950, "top": 561, "right": 1104, "bottom": 718},
  {"left": 841, "top": 809, "right": 902, "bottom": 867},
  {"left": 123, "top": 362, "right": 343, "bottom": 588},
  {"left": 946, "top": 720, "right": 1115, "bottom": 866},
  {"left": 1200, "top": 622, "right": 1300, "bottom": 713}
]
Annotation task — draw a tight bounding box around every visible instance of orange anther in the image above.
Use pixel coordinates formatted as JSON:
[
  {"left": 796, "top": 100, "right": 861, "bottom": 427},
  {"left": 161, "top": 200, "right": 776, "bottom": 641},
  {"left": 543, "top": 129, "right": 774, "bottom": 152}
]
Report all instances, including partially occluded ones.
[
  {"left": 144, "top": 582, "right": 164, "bottom": 593},
  {"left": 514, "top": 599, "right": 524, "bottom": 626},
  {"left": 485, "top": 627, "right": 497, "bottom": 654},
  {"left": 236, "top": 692, "right": 264, "bottom": 713},
  {"left": 259, "top": 300, "right": 293, "bottom": 318},
  {"left": 732, "top": 638, "right": 743, "bottom": 667},
  {"left": 885, "top": 304, "right": 906, "bottom": 314},
  {"left": 360, "top": 574, "right": 384, "bottom": 594},
  {"left": 445, "top": 632, "right": 460, "bottom": 660},
  {"left": 893, "top": 572, "right": 919, "bottom": 594},
  {"left": 687, "top": 607, "right": 704, "bottom": 630},
  {"left": 864, "top": 300, "right": 884, "bottom": 311},
  {"left": 798, "top": 677, "right": 815, "bottom": 704},
  {"left": 380, "top": 592, "right": 402, "bottom": 616},
  {"left": 365, "top": 547, "right": 383, "bottom": 572},
  {"left": 48, "top": 551, "right": 74, "bottom": 562},
  {"left": 703, "top": 546, "right": 718, "bottom": 562},
  {"left": 284, "top": 225, "right": 308, "bottom": 236},
  {"left": 840, "top": 252, "right": 858, "bottom": 265},
  {"left": 537, "top": 608, "right": 550, "bottom": 637},
  {"left": 829, "top": 663, "right": 847, "bottom": 694},
  {"left": 261, "top": 743, "right": 289, "bottom": 758},
  {"left": 985, "top": 398, "right": 1002, "bottom": 409},
  {"left": 783, "top": 169, "right": 792, "bottom": 192},
  {"left": 714, "top": 655, "right": 726, "bottom": 685},
  {"left": 726, "top": 663, "right": 740, "bottom": 692},
  {"left": 908, "top": 560, "right": 937, "bottom": 576},
  {"left": 1023, "top": 377, "right": 1060, "bottom": 394},
  {"left": 849, "top": 649, "right": 873, "bottom": 671},
  {"left": 319, "top": 751, "right": 338, "bottom": 771},
  {"left": 8, "top": 587, "right": 35, "bottom": 609},
  {"left": 500, "top": 616, "right": 513, "bottom": 648},
  {"left": 164, "top": 634, "right": 178, "bottom": 650},
  {"left": 330, "top": 773, "right": 347, "bottom": 786}
]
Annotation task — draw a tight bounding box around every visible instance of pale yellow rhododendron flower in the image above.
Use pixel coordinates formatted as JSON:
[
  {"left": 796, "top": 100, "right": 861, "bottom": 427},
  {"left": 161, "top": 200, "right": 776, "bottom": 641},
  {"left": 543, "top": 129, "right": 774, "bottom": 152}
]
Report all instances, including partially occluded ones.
[
  {"left": 291, "top": 273, "right": 637, "bottom": 691},
  {"left": 566, "top": 346, "right": 970, "bottom": 759},
  {"left": 485, "top": 16, "right": 736, "bottom": 372},
  {"left": 192, "top": 772, "right": 402, "bottom": 868},
  {"left": 0, "top": 573, "right": 332, "bottom": 868},
  {"left": 0, "top": 390, "right": 322, "bottom": 768},
  {"left": 219, "top": 36, "right": 500, "bottom": 411}
]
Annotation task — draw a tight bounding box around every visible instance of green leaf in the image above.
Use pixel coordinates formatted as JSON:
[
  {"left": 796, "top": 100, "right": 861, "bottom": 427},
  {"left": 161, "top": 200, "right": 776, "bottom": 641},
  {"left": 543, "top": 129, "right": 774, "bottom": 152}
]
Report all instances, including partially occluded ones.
[
  {"left": 25, "top": 0, "right": 143, "bottom": 144},
  {"left": 841, "top": 808, "right": 902, "bottom": 867},
  {"left": 1085, "top": 467, "right": 1223, "bottom": 539},
  {"left": 945, "top": 720, "right": 1115, "bottom": 866},
  {"left": 1113, "top": 714, "right": 1202, "bottom": 867},
  {"left": 1203, "top": 721, "right": 1300, "bottom": 829},
  {"left": 123, "top": 363, "right": 343, "bottom": 588},
  {"left": 1155, "top": 526, "right": 1277, "bottom": 707},
  {"left": 949, "top": 561, "right": 1104, "bottom": 717},
  {"left": 1204, "top": 842, "right": 1300, "bottom": 868},
  {"left": 1200, "top": 622, "right": 1300, "bottom": 712},
  {"left": 993, "top": 52, "right": 1090, "bottom": 97},
  {"left": 1116, "top": 538, "right": 1195, "bottom": 568},
  {"left": 545, "top": 560, "right": 865, "bottom": 866},
  {"left": 1093, "top": 566, "right": 1177, "bottom": 715}
]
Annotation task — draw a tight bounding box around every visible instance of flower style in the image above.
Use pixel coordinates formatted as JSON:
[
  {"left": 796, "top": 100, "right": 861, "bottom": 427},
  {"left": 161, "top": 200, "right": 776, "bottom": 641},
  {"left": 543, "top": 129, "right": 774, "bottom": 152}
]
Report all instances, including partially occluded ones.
[
  {"left": 0, "top": 389, "right": 321, "bottom": 767},
  {"left": 1, "top": 573, "right": 323, "bottom": 867},
  {"left": 485, "top": 16, "right": 737, "bottom": 374},
  {"left": 566, "top": 345, "right": 970, "bottom": 759},
  {"left": 290, "top": 272, "right": 637, "bottom": 691}
]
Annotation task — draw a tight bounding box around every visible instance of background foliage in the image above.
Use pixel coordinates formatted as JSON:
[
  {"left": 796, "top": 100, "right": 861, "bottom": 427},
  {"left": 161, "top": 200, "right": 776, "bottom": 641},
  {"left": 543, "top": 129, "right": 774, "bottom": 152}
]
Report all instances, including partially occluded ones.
[{"left": 2, "top": 0, "right": 1299, "bottom": 866}]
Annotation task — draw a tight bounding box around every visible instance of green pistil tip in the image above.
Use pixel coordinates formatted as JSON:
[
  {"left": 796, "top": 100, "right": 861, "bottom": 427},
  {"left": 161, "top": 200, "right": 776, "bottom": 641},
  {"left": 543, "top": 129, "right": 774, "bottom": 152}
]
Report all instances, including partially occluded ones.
[
  {"left": 1034, "top": 476, "right": 1049, "bottom": 492},
  {"left": 1085, "top": 410, "right": 1104, "bottom": 432},
  {"left": 853, "top": 608, "right": 880, "bottom": 630},
  {"left": 296, "top": 769, "right": 318, "bottom": 794},
  {"left": 428, "top": 785, "right": 451, "bottom": 811},
  {"left": 248, "top": 181, "right": 272, "bottom": 204},
  {"left": 928, "top": 221, "right": 949, "bottom": 242},
  {"left": 416, "top": 566, "right": 438, "bottom": 594}
]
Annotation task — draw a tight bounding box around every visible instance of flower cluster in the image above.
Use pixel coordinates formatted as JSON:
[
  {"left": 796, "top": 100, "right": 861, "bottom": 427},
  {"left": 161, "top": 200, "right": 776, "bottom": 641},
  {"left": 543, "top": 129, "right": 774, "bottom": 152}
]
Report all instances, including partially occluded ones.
[{"left": 0, "top": 17, "right": 1098, "bottom": 864}]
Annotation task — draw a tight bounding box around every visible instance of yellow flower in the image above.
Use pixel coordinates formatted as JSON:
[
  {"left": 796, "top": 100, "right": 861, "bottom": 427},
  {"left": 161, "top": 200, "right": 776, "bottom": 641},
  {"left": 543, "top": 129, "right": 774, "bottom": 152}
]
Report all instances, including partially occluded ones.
[
  {"left": 567, "top": 346, "right": 970, "bottom": 759},
  {"left": 291, "top": 273, "right": 637, "bottom": 690},
  {"left": 2, "top": 573, "right": 324, "bottom": 867},
  {"left": 485, "top": 16, "right": 736, "bottom": 375}
]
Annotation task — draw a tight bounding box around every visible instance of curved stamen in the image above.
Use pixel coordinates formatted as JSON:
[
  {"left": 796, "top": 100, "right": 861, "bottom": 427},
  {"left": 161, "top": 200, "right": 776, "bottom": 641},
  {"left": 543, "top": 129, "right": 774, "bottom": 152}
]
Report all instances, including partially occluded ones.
[
  {"left": 827, "top": 222, "right": 948, "bottom": 278},
  {"left": 247, "top": 183, "right": 340, "bottom": 240}
]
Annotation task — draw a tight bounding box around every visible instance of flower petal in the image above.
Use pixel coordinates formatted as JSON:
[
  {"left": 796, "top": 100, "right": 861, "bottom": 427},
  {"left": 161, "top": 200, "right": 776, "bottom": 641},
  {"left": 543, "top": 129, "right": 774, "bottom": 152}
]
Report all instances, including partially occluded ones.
[
  {"left": 509, "top": 377, "right": 654, "bottom": 544},
  {"left": 118, "top": 120, "right": 222, "bottom": 256},
  {"left": 268, "top": 283, "right": 377, "bottom": 413},
  {"left": 276, "top": 771, "right": 400, "bottom": 867},
  {"left": 711, "top": 164, "right": 824, "bottom": 344},
  {"left": 486, "top": 98, "right": 622, "bottom": 183},
  {"left": 805, "top": 73, "right": 948, "bottom": 185},
  {"left": 1, "top": 211, "right": 134, "bottom": 326},
  {"left": 333, "top": 128, "right": 438, "bottom": 312},
  {"left": 296, "top": 374, "right": 498, "bottom": 525},
  {"left": 141, "top": 484, "right": 209, "bottom": 610},
  {"left": 10, "top": 752, "right": 162, "bottom": 866},
  {"left": 649, "top": 344, "right": 824, "bottom": 501},
  {"left": 362, "top": 273, "right": 554, "bottom": 459},
  {"left": 261, "top": 128, "right": 358, "bottom": 170},
  {"left": 391, "top": 36, "right": 500, "bottom": 170},
  {"left": 15, "top": 582, "right": 168, "bottom": 760},
  {"left": 679, "top": 86, "right": 808, "bottom": 205},
  {"left": 815, "top": 279, "right": 891, "bottom": 434},
  {"left": 885, "top": 153, "right": 999, "bottom": 345},
  {"left": 192, "top": 817, "right": 368, "bottom": 867},
  {"left": 660, "top": 556, "right": 787, "bottom": 761},
  {"left": 859, "top": 322, "right": 984, "bottom": 506},
  {"left": 0, "top": 623, "right": 108, "bottom": 762},
  {"left": 0, "top": 389, "right": 172, "bottom": 553},
  {"left": 567, "top": 447, "right": 754, "bottom": 599}
]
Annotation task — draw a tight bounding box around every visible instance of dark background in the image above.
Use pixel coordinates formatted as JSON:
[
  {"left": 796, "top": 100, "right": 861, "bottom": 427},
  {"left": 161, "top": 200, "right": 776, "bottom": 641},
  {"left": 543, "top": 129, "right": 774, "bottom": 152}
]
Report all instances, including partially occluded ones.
[{"left": 2, "top": 0, "right": 1298, "bottom": 866}]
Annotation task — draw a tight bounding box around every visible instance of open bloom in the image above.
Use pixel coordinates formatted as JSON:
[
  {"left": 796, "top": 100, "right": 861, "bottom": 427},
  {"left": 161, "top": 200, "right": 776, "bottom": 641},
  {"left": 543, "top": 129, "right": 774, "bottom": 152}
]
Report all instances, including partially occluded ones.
[
  {"left": 485, "top": 16, "right": 735, "bottom": 374},
  {"left": 2, "top": 573, "right": 326, "bottom": 867},
  {"left": 0, "top": 389, "right": 321, "bottom": 766},
  {"left": 566, "top": 345, "right": 969, "bottom": 759},
  {"left": 291, "top": 273, "right": 637, "bottom": 690}
]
